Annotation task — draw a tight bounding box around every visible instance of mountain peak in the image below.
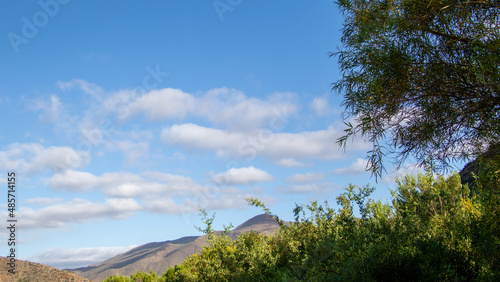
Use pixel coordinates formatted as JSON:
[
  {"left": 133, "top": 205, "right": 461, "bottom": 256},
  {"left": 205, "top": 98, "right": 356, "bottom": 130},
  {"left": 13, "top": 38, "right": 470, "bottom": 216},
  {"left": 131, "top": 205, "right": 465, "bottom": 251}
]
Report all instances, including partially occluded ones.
[
  {"left": 69, "top": 214, "right": 283, "bottom": 281},
  {"left": 233, "top": 214, "right": 281, "bottom": 234}
]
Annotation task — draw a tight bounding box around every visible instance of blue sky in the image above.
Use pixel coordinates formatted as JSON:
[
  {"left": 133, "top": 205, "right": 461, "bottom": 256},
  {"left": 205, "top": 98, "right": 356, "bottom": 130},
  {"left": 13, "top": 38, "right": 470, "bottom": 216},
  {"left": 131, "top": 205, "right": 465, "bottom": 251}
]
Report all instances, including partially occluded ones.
[{"left": 0, "top": 0, "right": 432, "bottom": 270}]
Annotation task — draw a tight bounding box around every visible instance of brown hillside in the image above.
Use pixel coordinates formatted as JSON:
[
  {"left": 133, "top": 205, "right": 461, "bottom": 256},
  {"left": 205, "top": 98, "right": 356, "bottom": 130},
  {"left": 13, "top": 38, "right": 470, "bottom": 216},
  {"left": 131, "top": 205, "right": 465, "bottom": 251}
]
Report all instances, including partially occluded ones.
[
  {"left": 69, "top": 214, "right": 282, "bottom": 281},
  {"left": 233, "top": 213, "right": 283, "bottom": 234},
  {"left": 0, "top": 256, "right": 91, "bottom": 282},
  {"left": 70, "top": 236, "right": 208, "bottom": 281}
]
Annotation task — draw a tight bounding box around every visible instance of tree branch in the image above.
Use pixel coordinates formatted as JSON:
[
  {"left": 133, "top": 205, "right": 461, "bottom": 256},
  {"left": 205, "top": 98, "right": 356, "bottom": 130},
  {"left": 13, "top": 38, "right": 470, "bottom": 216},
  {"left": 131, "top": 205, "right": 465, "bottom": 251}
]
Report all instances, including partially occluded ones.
[
  {"left": 440, "top": 1, "right": 500, "bottom": 11},
  {"left": 426, "top": 28, "right": 473, "bottom": 43}
]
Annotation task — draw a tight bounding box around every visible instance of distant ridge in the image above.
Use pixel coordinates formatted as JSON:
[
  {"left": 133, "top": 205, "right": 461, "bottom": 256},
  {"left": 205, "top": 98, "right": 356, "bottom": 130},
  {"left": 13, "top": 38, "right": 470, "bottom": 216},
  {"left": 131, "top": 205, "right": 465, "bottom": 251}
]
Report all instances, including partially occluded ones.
[
  {"left": 69, "top": 214, "right": 283, "bottom": 281},
  {"left": 0, "top": 256, "right": 91, "bottom": 282}
]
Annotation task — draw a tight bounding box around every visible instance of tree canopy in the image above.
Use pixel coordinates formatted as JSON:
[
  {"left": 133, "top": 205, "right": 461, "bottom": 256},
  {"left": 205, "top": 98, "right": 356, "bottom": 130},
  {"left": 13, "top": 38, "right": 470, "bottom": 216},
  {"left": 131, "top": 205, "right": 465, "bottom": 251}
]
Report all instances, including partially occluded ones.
[{"left": 333, "top": 0, "right": 500, "bottom": 177}]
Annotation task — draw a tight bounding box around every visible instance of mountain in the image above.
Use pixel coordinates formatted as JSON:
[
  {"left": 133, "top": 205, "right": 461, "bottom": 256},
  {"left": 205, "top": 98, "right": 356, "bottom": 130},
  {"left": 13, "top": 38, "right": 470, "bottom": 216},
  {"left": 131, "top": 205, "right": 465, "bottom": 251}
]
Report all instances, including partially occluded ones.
[
  {"left": 0, "top": 256, "right": 91, "bottom": 282},
  {"left": 69, "top": 214, "right": 281, "bottom": 281}
]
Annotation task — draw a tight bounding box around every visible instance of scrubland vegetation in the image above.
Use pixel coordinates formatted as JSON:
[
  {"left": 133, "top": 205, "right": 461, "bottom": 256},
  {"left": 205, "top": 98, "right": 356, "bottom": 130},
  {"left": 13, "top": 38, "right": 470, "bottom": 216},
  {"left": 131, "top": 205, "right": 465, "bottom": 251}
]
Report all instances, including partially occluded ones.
[{"left": 103, "top": 157, "right": 499, "bottom": 281}]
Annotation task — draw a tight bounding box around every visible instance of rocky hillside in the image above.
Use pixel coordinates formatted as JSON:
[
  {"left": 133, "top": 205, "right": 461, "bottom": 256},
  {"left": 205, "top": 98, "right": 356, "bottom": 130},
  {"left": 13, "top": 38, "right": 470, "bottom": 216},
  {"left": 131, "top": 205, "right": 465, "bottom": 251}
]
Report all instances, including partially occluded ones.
[
  {"left": 0, "top": 256, "right": 91, "bottom": 282},
  {"left": 459, "top": 142, "right": 500, "bottom": 188}
]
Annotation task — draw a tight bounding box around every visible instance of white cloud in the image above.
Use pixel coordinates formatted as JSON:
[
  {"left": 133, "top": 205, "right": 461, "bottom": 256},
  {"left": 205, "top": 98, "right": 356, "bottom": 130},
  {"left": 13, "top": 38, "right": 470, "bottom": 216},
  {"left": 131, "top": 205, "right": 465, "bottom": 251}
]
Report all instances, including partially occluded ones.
[
  {"left": 277, "top": 182, "right": 337, "bottom": 194},
  {"left": 195, "top": 88, "right": 297, "bottom": 129},
  {"left": 46, "top": 169, "right": 268, "bottom": 214},
  {"left": 30, "top": 245, "right": 137, "bottom": 269},
  {"left": 48, "top": 170, "right": 99, "bottom": 191},
  {"left": 102, "top": 89, "right": 138, "bottom": 120},
  {"left": 103, "top": 86, "right": 296, "bottom": 129},
  {"left": 285, "top": 172, "right": 325, "bottom": 183},
  {"left": 310, "top": 97, "right": 336, "bottom": 116},
  {"left": 203, "top": 193, "right": 254, "bottom": 210},
  {"left": 143, "top": 187, "right": 255, "bottom": 214},
  {"left": 289, "top": 184, "right": 320, "bottom": 193},
  {"left": 0, "top": 143, "right": 89, "bottom": 175},
  {"left": 334, "top": 158, "right": 369, "bottom": 175},
  {"left": 38, "top": 96, "right": 63, "bottom": 123},
  {"left": 129, "top": 88, "right": 195, "bottom": 120},
  {"left": 25, "top": 198, "right": 64, "bottom": 206},
  {"left": 274, "top": 158, "right": 306, "bottom": 167},
  {"left": 161, "top": 123, "right": 244, "bottom": 152},
  {"left": 381, "top": 163, "right": 424, "bottom": 184},
  {"left": 111, "top": 140, "right": 150, "bottom": 166},
  {"left": 29, "top": 95, "right": 76, "bottom": 131},
  {"left": 48, "top": 170, "right": 205, "bottom": 198},
  {"left": 19, "top": 198, "right": 142, "bottom": 230},
  {"left": 161, "top": 124, "right": 368, "bottom": 164},
  {"left": 58, "top": 79, "right": 104, "bottom": 100},
  {"left": 212, "top": 166, "right": 273, "bottom": 185},
  {"left": 144, "top": 197, "right": 191, "bottom": 214},
  {"left": 27, "top": 146, "right": 87, "bottom": 173}
]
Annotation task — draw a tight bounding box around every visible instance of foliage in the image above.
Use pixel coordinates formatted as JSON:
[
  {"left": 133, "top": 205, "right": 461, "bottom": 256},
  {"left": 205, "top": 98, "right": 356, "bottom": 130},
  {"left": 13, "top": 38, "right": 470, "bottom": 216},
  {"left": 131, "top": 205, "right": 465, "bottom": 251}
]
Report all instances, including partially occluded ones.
[
  {"left": 194, "top": 207, "right": 216, "bottom": 240},
  {"left": 246, "top": 197, "right": 286, "bottom": 227},
  {"left": 470, "top": 151, "right": 500, "bottom": 274},
  {"left": 102, "top": 269, "right": 162, "bottom": 282},
  {"left": 104, "top": 166, "right": 499, "bottom": 281},
  {"left": 332, "top": 0, "right": 500, "bottom": 177}
]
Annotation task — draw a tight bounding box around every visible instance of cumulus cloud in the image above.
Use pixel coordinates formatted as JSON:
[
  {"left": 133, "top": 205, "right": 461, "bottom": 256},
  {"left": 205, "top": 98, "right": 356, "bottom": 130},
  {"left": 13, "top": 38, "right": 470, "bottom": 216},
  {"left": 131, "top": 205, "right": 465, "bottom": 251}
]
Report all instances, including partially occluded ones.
[
  {"left": 102, "top": 86, "right": 296, "bottom": 129},
  {"left": 46, "top": 166, "right": 275, "bottom": 215},
  {"left": 48, "top": 170, "right": 205, "bottom": 198},
  {"left": 310, "top": 97, "right": 336, "bottom": 116},
  {"left": 161, "top": 124, "right": 369, "bottom": 164},
  {"left": 46, "top": 169, "right": 257, "bottom": 215},
  {"left": 19, "top": 198, "right": 142, "bottom": 230},
  {"left": 195, "top": 88, "right": 297, "bottom": 129},
  {"left": 50, "top": 81, "right": 297, "bottom": 141},
  {"left": 30, "top": 245, "right": 137, "bottom": 269},
  {"left": 334, "top": 158, "right": 369, "bottom": 175},
  {"left": 285, "top": 172, "right": 325, "bottom": 183},
  {"left": 101, "top": 88, "right": 138, "bottom": 120},
  {"left": 0, "top": 143, "right": 89, "bottom": 175},
  {"left": 212, "top": 166, "right": 273, "bottom": 185},
  {"left": 161, "top": 123, "right": 244, "bottom": 152},
  {"left": 48, "top": 170, "right": 99, "bottom": 191},
  {"left": 128, "top": 88, "right": 195, "bottom": 120}
]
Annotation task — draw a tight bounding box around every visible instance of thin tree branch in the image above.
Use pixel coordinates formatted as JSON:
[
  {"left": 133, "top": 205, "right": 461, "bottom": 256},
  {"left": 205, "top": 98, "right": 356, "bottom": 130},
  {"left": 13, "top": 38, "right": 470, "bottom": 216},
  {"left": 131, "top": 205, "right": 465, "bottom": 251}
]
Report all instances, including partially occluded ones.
[{"left": 426, "top": 29, "right": 473, "bottom": 43}]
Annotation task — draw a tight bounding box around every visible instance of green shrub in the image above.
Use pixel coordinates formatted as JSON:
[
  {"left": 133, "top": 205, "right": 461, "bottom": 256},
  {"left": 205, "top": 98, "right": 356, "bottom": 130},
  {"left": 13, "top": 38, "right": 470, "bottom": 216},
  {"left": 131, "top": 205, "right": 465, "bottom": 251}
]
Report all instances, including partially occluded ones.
[{"left": 105, "top": 168, "right": 499, "bottom": 281}]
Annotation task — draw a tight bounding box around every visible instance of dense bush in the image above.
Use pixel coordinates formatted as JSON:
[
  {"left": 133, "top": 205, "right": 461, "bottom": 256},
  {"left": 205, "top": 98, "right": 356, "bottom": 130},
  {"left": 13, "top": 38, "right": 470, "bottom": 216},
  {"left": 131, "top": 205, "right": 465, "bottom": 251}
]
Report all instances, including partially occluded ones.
[{"left": 104, "top": 168, "right": 499, "bottom": 281}]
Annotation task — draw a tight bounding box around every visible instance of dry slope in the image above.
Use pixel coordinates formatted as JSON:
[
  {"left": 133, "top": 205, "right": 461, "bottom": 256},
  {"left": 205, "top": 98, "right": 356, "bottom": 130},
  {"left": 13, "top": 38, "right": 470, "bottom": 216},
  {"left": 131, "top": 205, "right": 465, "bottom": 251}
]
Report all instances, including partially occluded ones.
[{"left": 0, "top": 256, "right": 91, "bottom": 282}]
